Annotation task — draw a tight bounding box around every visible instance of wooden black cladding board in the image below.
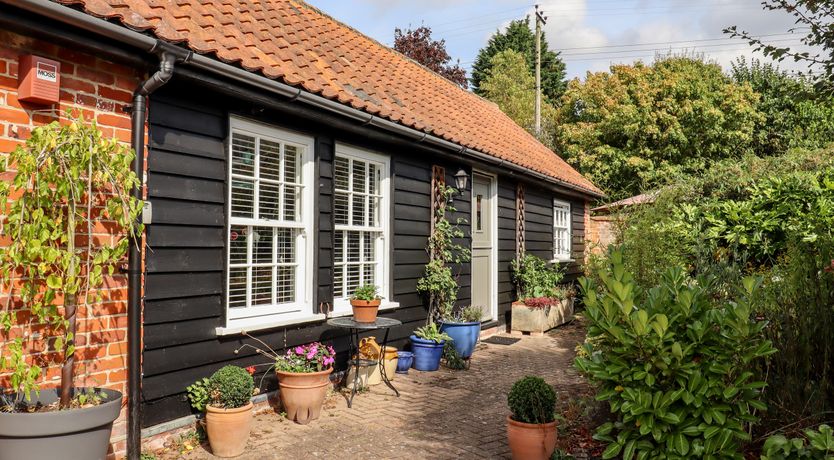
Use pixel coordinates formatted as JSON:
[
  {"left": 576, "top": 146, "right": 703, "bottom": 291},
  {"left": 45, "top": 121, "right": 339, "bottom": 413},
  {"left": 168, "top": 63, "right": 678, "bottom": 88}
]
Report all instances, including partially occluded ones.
[
  {"left": 143, "top": 88, "right": 228, "bottom": 427},
  {"left": 497, "top": 180, "right": 517, "bottom": 323},
  {"left": 523, "top": 184, "right": 587, "bottom": 278},
  {"left": 316, "top": 136, "right": 334, "bottom": 311}
]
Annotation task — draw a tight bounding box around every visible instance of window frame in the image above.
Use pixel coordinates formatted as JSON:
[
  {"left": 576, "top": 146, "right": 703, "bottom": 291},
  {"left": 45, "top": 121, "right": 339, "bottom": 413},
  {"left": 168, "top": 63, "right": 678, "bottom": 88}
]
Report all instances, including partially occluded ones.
[
  {"left": 332, "top": 143, "right": 392, "bottom": 313},
  {"left": 224, "top": 117, "right": 315, "bottom": 330},
  {"left": 552, "top": 199, "right": 572, "bottom": 262}
]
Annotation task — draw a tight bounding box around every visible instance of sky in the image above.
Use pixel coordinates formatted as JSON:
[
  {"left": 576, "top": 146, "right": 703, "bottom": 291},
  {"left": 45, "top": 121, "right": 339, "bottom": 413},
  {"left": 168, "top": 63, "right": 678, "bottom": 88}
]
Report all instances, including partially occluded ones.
[{"left": 305, "top": 0, "right": 820, "bottom": 81}]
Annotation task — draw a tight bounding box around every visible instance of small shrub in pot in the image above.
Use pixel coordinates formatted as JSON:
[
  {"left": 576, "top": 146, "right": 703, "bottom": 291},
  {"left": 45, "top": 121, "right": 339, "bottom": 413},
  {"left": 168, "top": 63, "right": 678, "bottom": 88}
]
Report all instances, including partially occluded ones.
[
  {"left": 188, "top": 366, "right": 255, "bottom": 458},
  {"left": 506, "top": 376, "right": 557, "bottom": 460},
  {"left": 209, "top": 366, "right": 255, "bottom": 409}
]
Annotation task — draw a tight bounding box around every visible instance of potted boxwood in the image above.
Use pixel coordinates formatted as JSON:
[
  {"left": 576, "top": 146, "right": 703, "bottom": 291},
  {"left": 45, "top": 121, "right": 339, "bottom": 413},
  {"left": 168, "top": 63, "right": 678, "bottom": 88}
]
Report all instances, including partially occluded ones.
[
  {"left": 439, "top": 305, "right": 482, "bottom": 359},
  {"left": 187, "top": 366, "right": 255, "bottom": 458},
  {"left": 506, "top": 376, "right": 557, "bottom": 460},
  {"left": 410, "top": 322, "right": 451, "bottom": 372},
  {"left": 0, "top": 119, "right": 142, "bottom": 459},
  {"left": 237, "top": 336, "right": 336, "bottom": 425},
  {"left": 350, "top": 283, "right": 382, "bottom": 323},
  {"left": 510, "top": 254, "right": 574, "bottom": 334}
]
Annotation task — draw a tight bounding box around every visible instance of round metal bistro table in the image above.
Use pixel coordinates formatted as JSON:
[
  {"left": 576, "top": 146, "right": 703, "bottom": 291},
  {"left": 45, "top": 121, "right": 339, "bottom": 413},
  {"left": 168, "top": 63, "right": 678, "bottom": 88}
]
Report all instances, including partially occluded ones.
[{"left": 326, "top": 316, "right": 401, "bottom": 408}]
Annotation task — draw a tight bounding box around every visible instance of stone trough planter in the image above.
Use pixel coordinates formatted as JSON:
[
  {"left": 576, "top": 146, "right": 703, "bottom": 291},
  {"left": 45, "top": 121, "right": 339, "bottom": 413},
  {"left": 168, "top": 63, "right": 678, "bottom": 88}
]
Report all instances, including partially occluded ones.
[{"left": 510, "top": 298, "right": 574, "bottom": 335}]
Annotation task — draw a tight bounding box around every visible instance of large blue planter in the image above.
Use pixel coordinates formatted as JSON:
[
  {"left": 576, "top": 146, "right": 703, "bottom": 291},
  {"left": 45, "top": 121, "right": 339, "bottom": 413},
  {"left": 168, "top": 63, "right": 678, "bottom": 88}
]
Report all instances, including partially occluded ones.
[
  {"left": 439, "top": 321, "right": 480, "bottom": 359},
  {"left": 410, "top": 335, "right": 445, "bottom": 371}
]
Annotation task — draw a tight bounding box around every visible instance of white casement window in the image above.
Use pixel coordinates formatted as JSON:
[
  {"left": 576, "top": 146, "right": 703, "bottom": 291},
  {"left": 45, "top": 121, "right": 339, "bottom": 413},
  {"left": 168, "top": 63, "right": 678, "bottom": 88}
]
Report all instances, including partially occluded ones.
[
  {"left": 553, "top": 199, "right": 572, "bottom": 261},
  {"left": 225, "top": 118, "right": 314, "bottom": 330},
  {"left": 332, "top": 145, "right": 391, "bottom": 312}
]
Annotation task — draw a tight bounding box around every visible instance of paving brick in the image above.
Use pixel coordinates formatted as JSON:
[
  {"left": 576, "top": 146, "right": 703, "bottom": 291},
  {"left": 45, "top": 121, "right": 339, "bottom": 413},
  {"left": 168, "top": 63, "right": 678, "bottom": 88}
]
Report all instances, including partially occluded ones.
[{"left": 149, "top": 323, "right": 588, "bottom": 460}]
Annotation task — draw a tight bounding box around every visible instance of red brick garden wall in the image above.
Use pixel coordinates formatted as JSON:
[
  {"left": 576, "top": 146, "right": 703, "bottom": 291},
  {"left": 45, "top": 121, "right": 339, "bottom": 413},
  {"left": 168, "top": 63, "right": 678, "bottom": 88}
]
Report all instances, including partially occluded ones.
[{"left": 0, "top": 29, "right": 144, "bottom": 459}]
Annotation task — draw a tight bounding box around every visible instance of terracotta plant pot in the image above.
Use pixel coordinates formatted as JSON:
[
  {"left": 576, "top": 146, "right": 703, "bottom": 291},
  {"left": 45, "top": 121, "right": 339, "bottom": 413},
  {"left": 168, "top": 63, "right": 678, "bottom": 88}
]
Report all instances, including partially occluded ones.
[
  {"left": 350, "top": 298, "right": 381, "bottom": 323},
  {"left": 276, "top": 368, "right": 333, "bottom": 424},
  {"left": 205, "top": 402, "right": 253, "bottom": 458},
  {"left": 506, "top": 416, "right": 557, "bottom": 460}
]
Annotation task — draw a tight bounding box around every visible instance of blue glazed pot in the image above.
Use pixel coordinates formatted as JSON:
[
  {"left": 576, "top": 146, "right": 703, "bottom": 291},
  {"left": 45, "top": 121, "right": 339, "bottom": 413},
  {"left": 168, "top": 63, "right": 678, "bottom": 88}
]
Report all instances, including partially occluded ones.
[
  {"left": 410, "top": 335, "right": 445, "bottom": 371},
  {"left": 439, "top": 321, "right": 480, "bottom": 359},
  {"left": 395, "top": 351, "right": 413, "bottom": 374}
]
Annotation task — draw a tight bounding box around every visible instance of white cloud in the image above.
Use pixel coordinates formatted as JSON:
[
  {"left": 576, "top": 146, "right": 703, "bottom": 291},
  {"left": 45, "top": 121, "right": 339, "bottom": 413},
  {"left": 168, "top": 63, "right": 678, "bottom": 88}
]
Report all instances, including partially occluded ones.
[{"left": 537, "top": 0, "right": 825, "bottom": 79}]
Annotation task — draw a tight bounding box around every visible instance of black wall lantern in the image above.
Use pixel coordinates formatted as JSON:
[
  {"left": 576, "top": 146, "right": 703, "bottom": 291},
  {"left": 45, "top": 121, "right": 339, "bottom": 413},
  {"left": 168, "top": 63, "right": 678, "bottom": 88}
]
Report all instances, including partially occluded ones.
[{"left": 454, "top": 168, "right": 468, "bottom": 192}]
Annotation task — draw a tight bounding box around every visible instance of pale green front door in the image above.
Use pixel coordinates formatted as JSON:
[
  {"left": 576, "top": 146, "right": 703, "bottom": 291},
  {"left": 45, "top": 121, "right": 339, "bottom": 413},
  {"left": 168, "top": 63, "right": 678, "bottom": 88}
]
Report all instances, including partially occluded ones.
[{"left": 471, "top": 173, "right": 495, "bottom": 321}]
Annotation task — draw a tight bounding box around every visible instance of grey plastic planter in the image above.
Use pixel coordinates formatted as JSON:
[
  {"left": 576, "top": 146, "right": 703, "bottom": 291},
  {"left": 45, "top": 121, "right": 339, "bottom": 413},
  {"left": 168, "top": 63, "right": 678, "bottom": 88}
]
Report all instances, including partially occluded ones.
[{"left": 0, "top": 388, "right": 122, "bottom": 460}]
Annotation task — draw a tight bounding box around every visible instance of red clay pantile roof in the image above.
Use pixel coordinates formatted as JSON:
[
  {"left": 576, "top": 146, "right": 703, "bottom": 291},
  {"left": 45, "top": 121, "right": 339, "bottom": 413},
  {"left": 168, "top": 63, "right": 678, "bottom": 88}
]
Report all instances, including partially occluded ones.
[{"left": 60, "top": 0, "right": 601, "bottom": 195}]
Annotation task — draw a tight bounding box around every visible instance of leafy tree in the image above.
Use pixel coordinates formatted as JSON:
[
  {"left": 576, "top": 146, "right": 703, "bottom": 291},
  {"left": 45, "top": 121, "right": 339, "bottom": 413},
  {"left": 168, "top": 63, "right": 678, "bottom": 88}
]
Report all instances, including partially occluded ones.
[
  {"left": 553, "top": 56, "right": 762, "bottom": 200},
  {"left": 730, "top": 57, "right": 834, "bottom": 156},
  {"left": 725, "top": 0, "right": 834, "bottom": 92},
  {"left": 471, "top": 18, "right": 567, "bottom": 100},
  {"left": 479, "top": 49, "right": 557, "bottom": 142},
  {"left": 394, "top": 26, "right": 468, "bottom": 88}
]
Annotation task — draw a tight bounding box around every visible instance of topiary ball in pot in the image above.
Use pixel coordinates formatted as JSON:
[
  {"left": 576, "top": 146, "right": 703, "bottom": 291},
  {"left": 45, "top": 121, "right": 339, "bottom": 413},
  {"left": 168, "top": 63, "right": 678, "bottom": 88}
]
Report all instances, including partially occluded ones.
[
  {"left": 210, "top": 365, "right": 255, "bottom": 409},
  {"left": 508, "top": 376, "right": 556, "bottom": 424},
  {"left": 205, "top": 365, "right": 255, "bottom": 458},
  {"left": 506, "top": 376, "right": 557, "bottom": 460}
]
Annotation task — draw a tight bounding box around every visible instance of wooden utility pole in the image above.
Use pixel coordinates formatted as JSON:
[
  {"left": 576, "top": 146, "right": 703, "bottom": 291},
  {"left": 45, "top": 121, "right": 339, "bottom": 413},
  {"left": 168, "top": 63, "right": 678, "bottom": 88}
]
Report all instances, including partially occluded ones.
[{"left": 534, "top": 4, "right": 547, "bottom": 135}]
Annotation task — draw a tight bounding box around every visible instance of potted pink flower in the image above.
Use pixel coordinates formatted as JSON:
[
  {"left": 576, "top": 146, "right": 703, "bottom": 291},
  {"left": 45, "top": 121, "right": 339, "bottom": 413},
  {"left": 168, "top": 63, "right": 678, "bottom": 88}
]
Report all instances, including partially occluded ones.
[
  {"left": 236, "top": 336, "right": 336, "bottom": 424},
  {"left": 274, "top": 342, "right": 336, "bottom": 424}
]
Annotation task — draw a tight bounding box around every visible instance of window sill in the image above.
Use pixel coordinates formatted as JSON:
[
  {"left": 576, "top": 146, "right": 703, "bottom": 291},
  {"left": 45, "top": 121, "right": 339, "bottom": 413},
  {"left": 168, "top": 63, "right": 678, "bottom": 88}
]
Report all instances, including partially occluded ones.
[
  {"left": 215, "top": 302, "right": 401, "bottom": 336},
  {"left": 550, "top": 258, "right": 575, "bottom": 264},
  {"left": 216, "top": 314, "right": 326, "bottom": 336}
]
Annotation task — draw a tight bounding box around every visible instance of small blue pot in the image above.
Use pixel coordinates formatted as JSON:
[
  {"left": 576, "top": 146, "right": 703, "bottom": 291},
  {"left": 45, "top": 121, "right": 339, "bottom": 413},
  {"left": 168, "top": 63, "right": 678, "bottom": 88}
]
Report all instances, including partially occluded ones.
[
  {"left": 396, "top": 351, "right": 413, "bottom": 374},
  {"left": 410, "top": 335, "right": 445, "bottom": 371},
  {"left": 439, "top": 321, "right": 480, "bottom": 359}
]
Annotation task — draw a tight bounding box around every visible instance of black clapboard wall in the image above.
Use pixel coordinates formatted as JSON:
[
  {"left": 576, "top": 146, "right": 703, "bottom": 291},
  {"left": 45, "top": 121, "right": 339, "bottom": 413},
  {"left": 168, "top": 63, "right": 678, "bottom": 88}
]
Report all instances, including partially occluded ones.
[
  {"left": 141, "top": 82, "right": 478, "bottom": 426},
  {"left": 141, "top": 77, "right": 590, "bottom": 427},
  {"left": 524, "top": 184, "right": 587, "bottom": 279}
]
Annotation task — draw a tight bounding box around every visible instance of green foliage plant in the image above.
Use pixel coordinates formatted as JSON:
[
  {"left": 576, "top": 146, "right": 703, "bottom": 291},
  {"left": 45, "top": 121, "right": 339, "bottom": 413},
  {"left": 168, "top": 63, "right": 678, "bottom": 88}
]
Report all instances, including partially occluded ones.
[
  {"left": 730, "top": 58, "right": 834, "bottom": 157},
  {"left": 351, "top": 283, "right": 381, "bottom": 301},
  {"left": 471, "top": 18, "right": 567, "bottom": 100},
  {"left": 507, "top": 376, "right": 557, "bottom": 424},
  {"left": 762, "top": 425, "right": 834, "bottom": 460},
  {"left": 186, "top": 377, "right": 211, "bottom": 412},
  {"left": 443, "top": 342, "right": 467, "bottom": 370},
  {"left": 207, "top": 366, "right": 254, "bottom": 409},
  {"left": 0, "top": 118, "right": 143, "bottom": 408},
  {"left": 554, "top": 55, "right": 762, "bottom": 200},
  {"left": 511, "top": 253, "right": 565, "bottom": 300},
  {"left": 480, "top": 49, "right": 558, "bottom": 145},
  {"left": 413, "top": 322, "right": 451, "bottom": 343},
  {"left": 725, "top": 1, "right": 834, "bottom": 92},
  {"left": 416, "top": 184, "right": 471, "bottom": 323},
  {"left": 575, "top": 250, "right": 776, "bottom": 459}
]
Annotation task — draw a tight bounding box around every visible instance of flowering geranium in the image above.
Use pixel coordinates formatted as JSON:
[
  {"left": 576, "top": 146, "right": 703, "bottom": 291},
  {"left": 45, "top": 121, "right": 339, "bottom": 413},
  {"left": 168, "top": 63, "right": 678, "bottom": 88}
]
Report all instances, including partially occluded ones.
[{"left": 275, "top": 342, "right": 336, "bottom": 373}]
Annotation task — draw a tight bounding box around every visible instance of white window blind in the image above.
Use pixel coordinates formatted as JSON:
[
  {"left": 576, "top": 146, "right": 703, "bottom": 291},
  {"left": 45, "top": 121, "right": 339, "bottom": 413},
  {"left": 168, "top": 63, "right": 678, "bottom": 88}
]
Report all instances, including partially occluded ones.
[
  {"left": 226, "top": 119, "right": 313, "bottom": 327},
  {"left": 332, "top": 146, "right": 389, "bottom": 310},
  {"left": 553, "top": 200, "right": 572, "bottom": 261}
]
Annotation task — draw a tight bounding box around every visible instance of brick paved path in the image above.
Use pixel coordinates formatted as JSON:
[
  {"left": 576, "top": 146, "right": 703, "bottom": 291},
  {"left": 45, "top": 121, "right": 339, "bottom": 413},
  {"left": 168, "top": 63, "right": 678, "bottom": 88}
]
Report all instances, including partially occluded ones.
[{"left": 153, "top": 322, "right": 588, "bottom": 460}]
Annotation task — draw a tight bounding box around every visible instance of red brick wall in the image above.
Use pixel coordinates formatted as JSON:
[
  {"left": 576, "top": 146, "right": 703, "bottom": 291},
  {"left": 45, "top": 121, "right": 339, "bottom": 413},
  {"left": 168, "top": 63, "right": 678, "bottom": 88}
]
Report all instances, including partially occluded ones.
[
  {"left": 587, "top": 214, "right": 619, "bottom": 256},
  {"left": 0, "top": 30, "right": 144, "bottom": 459}
]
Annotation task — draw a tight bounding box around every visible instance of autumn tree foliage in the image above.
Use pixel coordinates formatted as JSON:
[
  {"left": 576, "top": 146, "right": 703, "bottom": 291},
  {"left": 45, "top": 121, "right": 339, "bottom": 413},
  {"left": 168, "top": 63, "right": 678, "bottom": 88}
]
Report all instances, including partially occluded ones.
[
  {"left": 553, "top": 56, "right": 762, "bottom": 200},
  {"left": 394, "top": 26, "right": 468, "bottom": 89}
]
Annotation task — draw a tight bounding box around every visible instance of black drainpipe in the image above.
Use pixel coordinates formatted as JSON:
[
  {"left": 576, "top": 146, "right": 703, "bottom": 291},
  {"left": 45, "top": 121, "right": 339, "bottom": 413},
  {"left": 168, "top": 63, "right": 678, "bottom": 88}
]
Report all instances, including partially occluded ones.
[{"left": 127, "top": 43, "right": 190, "bottom": 460}]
